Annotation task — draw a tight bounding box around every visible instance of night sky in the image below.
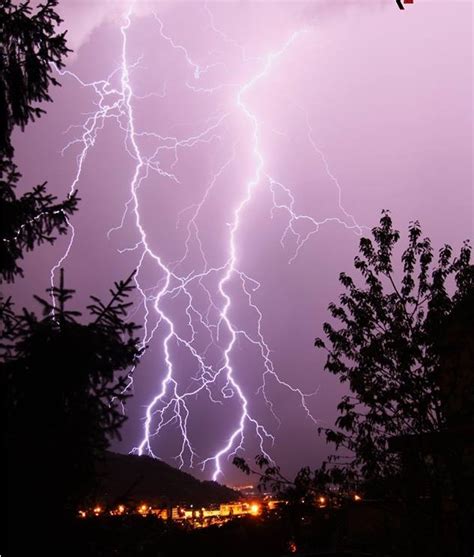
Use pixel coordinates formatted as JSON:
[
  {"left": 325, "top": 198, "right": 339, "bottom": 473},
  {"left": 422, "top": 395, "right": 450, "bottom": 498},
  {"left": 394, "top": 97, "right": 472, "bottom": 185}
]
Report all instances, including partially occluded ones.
[{"left": 9, "top": 0, "right": 472, "bottom": 484}]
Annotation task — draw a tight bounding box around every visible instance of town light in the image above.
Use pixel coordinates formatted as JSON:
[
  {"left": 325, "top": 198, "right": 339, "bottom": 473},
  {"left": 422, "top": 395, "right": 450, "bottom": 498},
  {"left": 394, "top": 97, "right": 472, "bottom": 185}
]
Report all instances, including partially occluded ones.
[{"left": 250, "top": 503, "right": 260, "bottom": 515}]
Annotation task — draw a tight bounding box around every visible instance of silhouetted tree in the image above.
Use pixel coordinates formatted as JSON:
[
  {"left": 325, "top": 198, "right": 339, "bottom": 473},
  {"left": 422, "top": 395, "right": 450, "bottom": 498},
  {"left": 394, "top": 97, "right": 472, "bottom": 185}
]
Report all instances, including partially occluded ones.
[
  {"left": 0, "top": 0, "right": 69, "bottom": 157},
  {"left": 0, "top": 0, "right": 78, "bottom": 282},
  {"left": 0, "top": 159, "right": 78, "bottom": 282},
  {"left": 234, "top": 213, "right": 473, "bottom": 555},
  {"left": 434, "top": 289, "right": 474, "bottom": 556},
  {"left": 234, "top": 454, "right": 338, "bottom": 507},
  {"left": 4, "top": 270, "right": 142, "bottom": 553},
  {"left": 235, "top": 213, "right": 472, "bottom": 491},
  {"left": 233, "top": 452, "right": 359, "bottom": 518},
  {"left": 314, "top": 211, "right": 473, "bottom": 492},
  {"left": 1, "top": 4, "right": 140, "bottom": 554}
]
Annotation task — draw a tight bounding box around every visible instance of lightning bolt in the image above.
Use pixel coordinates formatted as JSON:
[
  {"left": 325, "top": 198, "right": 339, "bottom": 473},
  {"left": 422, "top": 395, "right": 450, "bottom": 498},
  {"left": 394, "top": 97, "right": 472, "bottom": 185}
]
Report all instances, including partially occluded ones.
[{"left": 50, "top": 1, "right": 364, "bottom": 481}]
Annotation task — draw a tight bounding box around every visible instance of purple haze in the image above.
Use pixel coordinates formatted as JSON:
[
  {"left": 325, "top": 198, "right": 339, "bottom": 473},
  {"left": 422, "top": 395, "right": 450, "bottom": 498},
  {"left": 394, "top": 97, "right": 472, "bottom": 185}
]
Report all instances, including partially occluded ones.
[{"left": 10, "top": 0, "right": 472, "bottom": 484}]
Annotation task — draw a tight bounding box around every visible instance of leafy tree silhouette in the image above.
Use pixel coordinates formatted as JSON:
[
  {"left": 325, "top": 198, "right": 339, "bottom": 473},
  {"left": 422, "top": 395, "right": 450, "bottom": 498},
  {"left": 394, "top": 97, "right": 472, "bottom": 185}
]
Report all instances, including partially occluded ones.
[
  {"left": 313, "top": 211, "right": 473, "bottom": 492},
  {"left": 0, "top": 0, "right": 78, "bottom": 282},
  {"left": 235, "top": 211, "right": 473, "bottom": 499},
  {"left": 4, "top": 270, "right": 142, "bottom": 553}
]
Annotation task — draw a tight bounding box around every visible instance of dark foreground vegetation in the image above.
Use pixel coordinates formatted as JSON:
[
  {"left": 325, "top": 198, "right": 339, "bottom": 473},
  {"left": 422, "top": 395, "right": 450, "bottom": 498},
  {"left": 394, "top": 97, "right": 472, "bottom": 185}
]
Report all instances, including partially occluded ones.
[
  {"left": 2, "top": 2, "right": 472, "bottom": 556},
  {"left": 65, "top": 511, "right": 355, "bottom": 557},
  {"left": 38, "top": 493, "right": 469, "bottom": 557}
]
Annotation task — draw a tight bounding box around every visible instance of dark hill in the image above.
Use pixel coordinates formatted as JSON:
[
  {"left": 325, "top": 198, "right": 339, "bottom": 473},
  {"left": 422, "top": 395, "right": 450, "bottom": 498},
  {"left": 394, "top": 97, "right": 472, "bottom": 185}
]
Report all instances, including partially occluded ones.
[{"left": 96, "top": 452, "right": 239, "bottom": 506}]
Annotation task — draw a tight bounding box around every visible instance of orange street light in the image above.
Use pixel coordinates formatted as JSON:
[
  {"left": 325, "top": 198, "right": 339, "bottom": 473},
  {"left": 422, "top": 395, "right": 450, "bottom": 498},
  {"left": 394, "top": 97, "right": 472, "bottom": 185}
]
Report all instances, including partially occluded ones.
[{"left": 250, "top": 503, "right": 260, "bottom": 515}]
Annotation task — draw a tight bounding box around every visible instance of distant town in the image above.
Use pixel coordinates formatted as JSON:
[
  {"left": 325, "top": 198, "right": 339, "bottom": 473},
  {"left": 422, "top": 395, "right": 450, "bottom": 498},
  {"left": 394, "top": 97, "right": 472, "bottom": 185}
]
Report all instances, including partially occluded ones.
[
  {"left": 80, "top": 484, "right": 275, "bottom": 527},
  {"left": 77, "top": 484, "right": 362, "bottom": 528}
]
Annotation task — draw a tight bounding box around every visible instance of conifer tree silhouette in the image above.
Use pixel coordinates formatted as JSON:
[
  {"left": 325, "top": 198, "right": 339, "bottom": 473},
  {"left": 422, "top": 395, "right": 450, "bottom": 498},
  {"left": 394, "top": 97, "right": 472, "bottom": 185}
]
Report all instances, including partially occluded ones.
[{"left": 0, "top": 0, "right": 78, "bottom": 282}]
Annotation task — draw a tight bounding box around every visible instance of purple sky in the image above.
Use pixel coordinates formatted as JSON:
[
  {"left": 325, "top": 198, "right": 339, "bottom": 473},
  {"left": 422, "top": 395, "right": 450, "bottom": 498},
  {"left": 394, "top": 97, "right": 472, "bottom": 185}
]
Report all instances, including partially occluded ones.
[{"left": 11, "top": 0, "right": 472, "bottom": 484}]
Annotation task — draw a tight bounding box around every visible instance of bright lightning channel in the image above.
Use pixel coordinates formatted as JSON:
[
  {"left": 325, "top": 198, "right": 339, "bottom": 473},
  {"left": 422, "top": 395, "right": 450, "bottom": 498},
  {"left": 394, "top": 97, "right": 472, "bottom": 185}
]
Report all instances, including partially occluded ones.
[{"left": 50, "top": 1, "right": 363, "bottom": 481}]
